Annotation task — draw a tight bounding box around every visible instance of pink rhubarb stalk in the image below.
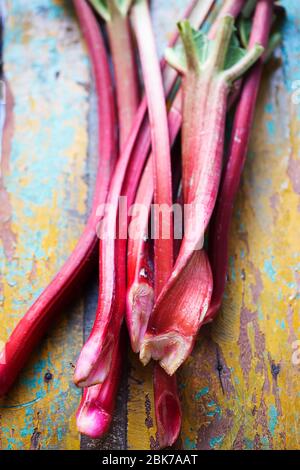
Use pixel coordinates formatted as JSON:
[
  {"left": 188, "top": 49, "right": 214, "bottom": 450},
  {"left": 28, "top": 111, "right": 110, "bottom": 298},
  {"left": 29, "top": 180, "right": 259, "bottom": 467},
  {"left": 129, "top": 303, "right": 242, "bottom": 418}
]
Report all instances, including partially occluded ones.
[
  {"left": 131, "top": 0, "right": 182, "bottom": 447},
  {"left": 88, "top": 0, "right": 139, "bottom": 150},
  {"left": 131, "top": 0, "right": 174, "bottom": 297},
  {"left": 0, "top": 0, "right": 118, "bottom": 397},
  {"left": 73, "top": 0, "right": 213, "bottom": 389},
  {"left": 77, "top": 0, "right": 140, "bottom": 435},
  {"left": 73, "top": 104, "right": 152, "bottom": 388},
  {"left": 140, "top": 15, "right": 264, "bottom": 376},
  {"left": 76, "top": 329, "right": 125, "bottom": 438},
  {"left": 153, "top": 364, "right": 182, "bottom": 448},
  {"left": 126, "top": 92, "right": 182, "bottom": 353},
  {"left": 209, "top": 0, "right": 245, "bottom": 39},
  {"left": 207, "top": 0, "right": 274, "bottom": 322},
  {"left": 125, "top": 0, "right": 244, "bottom": 359}
]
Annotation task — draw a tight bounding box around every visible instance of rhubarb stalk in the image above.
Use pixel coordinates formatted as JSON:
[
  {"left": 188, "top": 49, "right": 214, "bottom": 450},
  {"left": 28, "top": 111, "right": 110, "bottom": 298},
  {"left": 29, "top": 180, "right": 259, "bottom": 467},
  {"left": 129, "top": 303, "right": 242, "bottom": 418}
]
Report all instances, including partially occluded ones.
[
  {"left": 207, "top": 0, "right": 274, "bottom": 321},
  {"left": 0, "top": 0, "right": 118, "bottom": 396},
  {"left": 140, "top": 15, "right": 264, "bottom": 376},
  {"left": 73, "top": 0, "right": 213, "bottom": 389},
  {"left": 76, "top": 329, "right": 125, "bottom": 438},
  {"left": 126, "top": 92, "right": 182, "bottom": 353},
  {"left": 77, "top": 0, "right": 141, "bottom": 436},
  {"left": 130, "top": 0, "right": 182, "bottom": 447},
  {"left": 132, "top": 0, "right": 174, "bottom": 297},
  {"left": 88, "top": 0, "right": 139, "bottom": 149}
]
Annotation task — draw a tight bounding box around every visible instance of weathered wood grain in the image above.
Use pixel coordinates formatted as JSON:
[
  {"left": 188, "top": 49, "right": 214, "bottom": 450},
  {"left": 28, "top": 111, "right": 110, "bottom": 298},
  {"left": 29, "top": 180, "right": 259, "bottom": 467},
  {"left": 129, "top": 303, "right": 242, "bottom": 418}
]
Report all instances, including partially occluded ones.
[{"left": 0, "top": 0, "right": 89, "bottom": 450}]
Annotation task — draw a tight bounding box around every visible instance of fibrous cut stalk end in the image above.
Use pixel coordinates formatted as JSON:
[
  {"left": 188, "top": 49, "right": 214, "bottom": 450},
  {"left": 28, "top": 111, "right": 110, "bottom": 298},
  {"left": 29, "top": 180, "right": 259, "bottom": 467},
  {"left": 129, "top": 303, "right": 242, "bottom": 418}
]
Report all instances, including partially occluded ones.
[
  {"left": 140, "top": 331, "right": 194, "bottom": 376},
  {"left": 154, "top": 365, "right": 182, "bottom": 448},
  {"left": 127, "top": 282, "right": 154, "bottom": 353}
]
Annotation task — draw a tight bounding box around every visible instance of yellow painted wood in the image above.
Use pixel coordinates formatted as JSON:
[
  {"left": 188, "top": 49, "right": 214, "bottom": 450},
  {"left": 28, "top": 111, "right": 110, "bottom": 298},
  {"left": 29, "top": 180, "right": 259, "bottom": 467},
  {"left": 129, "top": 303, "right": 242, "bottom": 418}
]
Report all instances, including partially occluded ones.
[
  {"left": 0, "top": 0, "right": 89, "bottom": 450},
  {"left": 127, "top": 353, "right": 157, "bottom": 450}
]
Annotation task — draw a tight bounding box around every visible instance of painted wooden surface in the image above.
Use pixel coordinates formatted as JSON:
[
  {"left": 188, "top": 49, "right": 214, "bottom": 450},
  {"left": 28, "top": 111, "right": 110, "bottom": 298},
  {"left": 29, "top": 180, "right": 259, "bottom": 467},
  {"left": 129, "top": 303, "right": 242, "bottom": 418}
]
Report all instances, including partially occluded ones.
[
  {"left": 0, "top": 0, "right": 299, "bottom": 451},
  {"left": 0, "top": 0, "right": 89, "bottom": 450}
]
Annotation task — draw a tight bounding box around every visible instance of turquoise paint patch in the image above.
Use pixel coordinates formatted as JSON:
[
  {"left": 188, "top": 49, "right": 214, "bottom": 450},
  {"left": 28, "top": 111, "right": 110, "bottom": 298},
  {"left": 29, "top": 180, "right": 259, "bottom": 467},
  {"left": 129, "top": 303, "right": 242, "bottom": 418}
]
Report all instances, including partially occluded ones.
[
  {"left": 263, "top": 258, "right": 277, "bottom": 282},
  {"left": 268, "top": 405, "right": 278, "bottom": 436},
  {"left": 244, "top": 438, "right": 254, "bottom": 450},
  {"left": 261, "top": 436, "right": 270, "bottom": 450},
  {"left": 207, "top": 400, "right": 216, "bottom": 407},
  {"left": 229, "top": 256, "right": 236, "bottom": 282},
  {"left": 207, "top": 405, "right": 221, "bottom": 418},
  {"left": 276, "top": 319, "right": 286, "bottom": 330},
  {"left": 266, "top": 120, "right": 276, "bottom": 137},
  {"left": 209, "top": 435, "right": 224, "bottom": 448},
  {"left": 195, "top": 386, "right": 209, "bottom": 400},
  {"left": 184, "top": 437, "right": 197, "bottom": 450},
  {"left": 281, "top": 0, "right": 300, "bottom": 89},
  {"left": 265, "top": 102, "right": 274, "bottom": 114}
]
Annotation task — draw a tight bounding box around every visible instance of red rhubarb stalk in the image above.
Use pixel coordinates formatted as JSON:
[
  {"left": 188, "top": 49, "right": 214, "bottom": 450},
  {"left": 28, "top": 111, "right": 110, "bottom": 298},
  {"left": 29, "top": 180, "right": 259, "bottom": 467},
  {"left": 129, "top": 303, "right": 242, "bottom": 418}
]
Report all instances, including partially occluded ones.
[
  {"left": 126, "top": 92, "right": 182, "bottom": 353},
  {"left": 131, "top": 0, "right": 174, "bottom": 297},
  {"left": 153, "top": 364, "right": 182, "bottom": 448},
  {"left": 206, "top": 0, "right": 274, "bottom": 322},
  {"left": 73, "top": 0, "right": 213, "bottom": 389},
  {"left": 77, "top": 0, "right": 140, "bottom": 435},
  {"left": 0, "top": 0, "right": 118, "bottom": 397},
  {"left": 76, "top": 329, "right": 125, "bottom": 438},
  {"left": 88, "top": 0, "right": 139, "bottom": 150},
  {"left": 208, "top": 0, "right": 245, "bottom": 39},
  {"left": 126, "top": 0, "right": 243, "bottom": 356},
  {"left": 140, "top": 15, "right": 264, "bottom": 376},
  {"left": 73, "top": 107, "right": 152, "bottom": 388},
  {"left": 130, "top": 0, "right": 182, "bottom": 447}
]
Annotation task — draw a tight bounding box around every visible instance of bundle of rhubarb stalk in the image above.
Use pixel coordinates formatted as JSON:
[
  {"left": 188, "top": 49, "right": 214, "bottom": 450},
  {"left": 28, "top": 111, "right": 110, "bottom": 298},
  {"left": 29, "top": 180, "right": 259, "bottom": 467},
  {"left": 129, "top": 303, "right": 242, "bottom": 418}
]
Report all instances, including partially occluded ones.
[{"left": 0, "top": 0, "right": 283, "bottom": 448}]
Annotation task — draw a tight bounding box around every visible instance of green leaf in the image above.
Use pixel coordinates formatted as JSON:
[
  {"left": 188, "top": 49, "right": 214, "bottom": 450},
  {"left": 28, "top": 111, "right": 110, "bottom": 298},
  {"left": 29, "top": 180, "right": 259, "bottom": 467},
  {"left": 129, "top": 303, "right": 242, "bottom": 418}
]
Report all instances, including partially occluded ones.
[
  {"left": 88, "top": 0, "right": 110, "bottom": 21},
  {"left": 165, "top": 43, "right": 187, "bottom": 74},
  {"left": 88, "top": 0, "right": 133, "bottom": 21},
  {"left": 165, "top": 28, "right": 210, "bottom": 72},
  {"left": 166, "top": 19, "right": 248, "bottom": 76},
  {"left": 224, "top": 33, "right": 247, "bottom": 70},
  {"left": 113, "top": 0, "right": 133, "bottom": 16},
  {"left": 165, "top": 24, "right": 211, "bottom": 74}
]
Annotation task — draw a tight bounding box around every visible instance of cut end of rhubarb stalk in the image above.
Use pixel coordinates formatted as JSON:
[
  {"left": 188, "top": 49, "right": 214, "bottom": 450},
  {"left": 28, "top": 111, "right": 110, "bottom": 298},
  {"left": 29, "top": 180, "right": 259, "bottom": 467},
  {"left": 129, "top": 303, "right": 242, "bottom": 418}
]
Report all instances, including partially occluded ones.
[
  {"left": 74, "top": 334, "right": 114, "bottom": 388},
  {"left": 154, "top": 366, "right": 182, "bottom": 448},
  {"left": 156, "top": 390, "right": 181, "bottom": 448},
  {"left": 76, "top": 387, "right": 112, "bottom": 439},
  {"left": 140, "top": 332, "right": 194, "bottom": 376},
  {"left": 127, "top": 283, "right": 154, "bottom": 353}
]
